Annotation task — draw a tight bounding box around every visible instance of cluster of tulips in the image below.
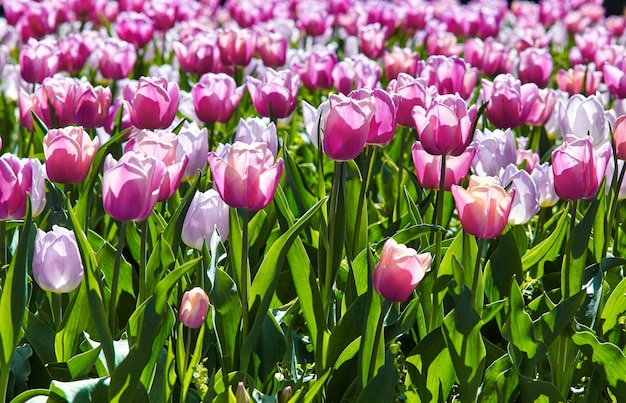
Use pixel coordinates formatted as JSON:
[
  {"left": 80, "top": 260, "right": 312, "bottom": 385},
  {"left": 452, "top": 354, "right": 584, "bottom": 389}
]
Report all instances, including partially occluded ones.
[{"left": 2, "top": 0, "right": 626, "bottom": 401}]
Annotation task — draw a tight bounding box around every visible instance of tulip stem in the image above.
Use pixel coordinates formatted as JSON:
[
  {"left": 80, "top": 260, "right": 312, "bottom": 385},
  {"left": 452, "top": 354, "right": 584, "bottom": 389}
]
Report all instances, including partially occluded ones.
[
  {"left": 353, "top": 146, "right": 376, "bottom": 256},
  {"left": 207, "top": 123, "right": 215, "bottom": 153},
  {"left": 368, "top": 299, "right": 391, "bottom": 382},
  {"left": 606, "top": 161, "right": 626, "bottom": 257},
  {"left": 472, "top": 237, "right": 487, "bottom": 310},
  {"left": 52, "top": 293, "right": 63, "bottom": 330},
  {"left": 240, "top": 209, "right": 250, "bottom": 341},
  {"left": 324, "top": 162, "right": 344, "bottom": 319},
  {"left": 394, "top": 127, "right": 408, "bottom": 221},
  {"left": 562, "top": 200, "right": 578, "bottom": 299},
  {"left": 0, "top": 221, "right": 6, "bottom": 267},
  {"left": 428, "top": 155, "right": 447, "bottom": 331},
  {"left": 139, "top": 220, "right": 147, "bottom": 304},
  {"left": 109, "top": 221, "right": 127, "bottom": 334}
]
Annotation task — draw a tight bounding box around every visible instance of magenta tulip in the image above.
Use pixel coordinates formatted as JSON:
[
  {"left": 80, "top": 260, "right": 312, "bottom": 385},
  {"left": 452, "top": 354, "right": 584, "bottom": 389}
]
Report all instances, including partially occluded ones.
[
  {"left": 349, "top": 88, "right": 397, "bottom": 146},
  {"left": 102, "top": 151, "right": 166, "bottom": 221},
  {"left": 412, "top": 142, "right": 476, "bottom": 190},
  {"left": 32, "top": 226, "right": 84, "bottom": 294},
  {"left": 384, "top": 47, "right": 419, "bottom": 81},
  {"left": 246, "top": 69, "right": 300, "bottom": 119},
  {"left": 256, "top": 30, "right": 288, "bottom": 68},
  {"left": 19, "top": 38, "right": 59, "bottom": 84},
  {"left": 373, "top": 238, "right": 431, "bottom": 302},
  {"left": 613, "top": 115, "right": 626, "bottom": 160},
  {"left": 98, "top": 38, "right": 137, "bottom": 80},
  {"left": 0, "top": 155, "right": 46, "bottom": 220},
  {"left": 74, "top": 83, "right": 112, "bottom": 129},
  {"left": 322, "top": 94, "right": 373, "bottom": 161},
  {"left": 43, "top": 127, "right": 99, "bottom": 184},
  {"left": 179, "top": 287, "right": 209, "bottom": 328},
  {"left": 358, "top": 23, "right": 387, "bottom": 59},
  {"left": 115, "top": 11, "right": 155, "bottom": 49},
  {"left": 482, "top": 74, "right": 538, "bottom": 129},
  {"left": 173, "top": 34, "right": 222, "bottom": 75},
  {"left": 293, "top": 48, "right": 338, "bottom": 91},
  {"left": 208, "top": 142, "right": 284, "bottom": 211},
  {"left": 386, "top": 73, "right": 432, "bottom": 128},
  {"left": 192, "top": 73, "right": 244, "bottom": 124},
  {"left": 217, "top": 27, "right": 256, "bottom": 67},
  {"left": 518, "top": 47, "right": 553, "bottom": 88},
  {"left": 451, "top": 175, "right": 514, "bottom": 239},
  {"left": 125, "top": 77, "right": 180, "bottom": 130}
]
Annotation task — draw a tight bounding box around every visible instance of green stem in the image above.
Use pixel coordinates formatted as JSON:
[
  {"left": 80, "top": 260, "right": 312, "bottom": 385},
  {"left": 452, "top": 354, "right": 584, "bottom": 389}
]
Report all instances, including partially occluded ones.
[
  {"left": 324, "top": 162, "right": 343, "bottom": 319},
  {"left": 139, "top": 220, "right": 148, "bottom": 304},
  {"left": 428, "top": 154, "right": 447, "bottom": 331},
  {"left": 109, "top": 221, "right": 127, "bottom": 333},
  {"left": 0, "top": 364, "right": 10, "bottom": 403},
  {"left": 240, "top": 209, "right": 250, "bottom": 340},
  {"left": 472, "top": 237, "right": 487, "bottom": 311},
  {"left": 394, "top": 127, "right": 408, "bottom": 221},
  {"left": 180, "top": 326, "right": 192, "bottom": 402},
  {"left": 207, "top": 123, "right": 215, "bottom": 153},
  {"left": 0, "top": 221, "right": 6, "bottom": 268},
  {"left": 606, "top": 162, "right": 626, "bottom": 257},
  {"left": 562, "top": 200, "right": 578, "bottom": 300},
  {"left": 352, "top": 146, "right": 376, "bottom": 256},
  {"left": 52, "top": 293, "right": 63, "bottom": 330},
  {"left": 368, "top": 299, "right": 391, "bottom": 382}
]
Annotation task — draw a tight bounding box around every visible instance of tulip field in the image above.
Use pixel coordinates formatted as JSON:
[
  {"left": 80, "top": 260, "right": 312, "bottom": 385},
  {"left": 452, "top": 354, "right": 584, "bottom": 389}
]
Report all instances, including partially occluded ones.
[{"left": 4, "top": 0, "right": 626, "bottom": 401}]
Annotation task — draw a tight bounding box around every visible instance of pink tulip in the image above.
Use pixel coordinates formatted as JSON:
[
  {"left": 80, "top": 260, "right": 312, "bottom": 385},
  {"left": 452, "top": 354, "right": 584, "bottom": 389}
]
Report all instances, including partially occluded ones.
[
  {"left": 551, "top": 134, "right": 611, "bottom": 201},
  {"left": 296, "top": 2, "right": 333, "bottom": 37},
  {"left": 44, "top": 127, "right": 99, "bottom": 184},
  {"left": 530, "top": 162, "right": 559, "bottom": 207},
  {"left": 192, "top": 73, "right": 244, "bottom": 124},
  {"left": 208, "top": 142, "right": 284, "bottom": 211},
  {"left": 384, "top": 47, "right": 419, "bottom": 81},
  {"left": 176, "top": 122, "right": 208, "bottom": 180},
  {"left": 417, "top": 55, "right": 477, "bottom": 99},
  {"left": 293, "top": 48, "right": 338, "bottom": 91},
  {"left": 525, "top": 88, "right": 557, "bottom": 127},
  {"left": 74, "top": 83, "right": 112, "bottom": 129},
  {"left": 332, "top": 59, "right": 358, "bottom": 95},
  {"left": 499, "top": 164, "right": 540, "bottom": 226},
  {"left": 102, "top": 151, "right": 166, "bottom": 221},
  {"left": 471, "top": 128, "right": 518, "bottom": 177},
  {"left": 246, "top": 68, "right": 300, "bottom": 119},
  {"left": 413, "top": 94, "right": 476, "bottom": 156},
  {"left": 463, "top": 37, "right": 509, "bottom": 76},
  {"left": 35, "top": 76, "right": 79, "bottom": 129},
  {"left": 518, "top": 47, "right": 553, "bottom": 87},
  {"left": 104, "top": 99, "right": 138, "bottom": 139},
  {"left": 173, "top": 34, "right": 222, "bottom": 76},
  {"left": 614, "top": 115, "right": 626, "bottom": 160},
  {"left": 0, "top": 155, "right": 46, "bottom": 220},
  {"left": 116, "top": 11, "right": 155, "bottom": 49},
  {"left": 322, "top": 93, "right": 373, "bottom": 161},
  {"left": 482, "top": 74, "right": 538, "bottom": 129},
  {"left": 451, "top": 175, "right": 514, "bottom": 239},
  {"left": 144, "top": 0, "right": 177, "bottom": 31},
  {"left": 125, "top": 77, "right": 180, "bottom": 130},
  {"left": 256, "top": 30, "right": 287, "bottom": 68},
  {"left": 358, "top": 23, "right": 387, "bottom": 59},
  {"left": 98, "top": 38, "right": 137, "bottom": 80},
  {"left": 426, "top": 31, "right": 463, "bottom": 57},
  {"left": 412, "top": 142, "right": 476, "bottom": 190},
  {"left": 373, "top": 238, "right": 431, "bottom": 302},
  {"left": 235, "top": 118, "right": 278, "bottom": 157},
  {"left": 217, "top": 28, "right": 256, "bottom": 67},
  {"left": 182, "top": 189, "right": 229, "bottom": 250},
  {"left": 57, "top": 34, "right": 90, "bottom": 74},
  {"left": 386, "top": 73, "right": 432, "bottom": 128},
  {"left": 124, "top": 130, "right": 188, "bottom": 202},
  {"left": 603, "top": 63, "right": 626, "bottom": 98},
  {"left": 179, "top": 287, "right": 209, "bottom": 328},
  {"left": 349, "top": 88, "right": 397, "bottom": 146},
  {"left": 119, "top": 0, "right": 145, "bottom": 12},
  {"left": 32, "top": 226, "right": 84, "bottom": 294},
  {"left": 19, "top": 38, "right": 59, "bottom": 84},
  {"left": 556, "top": 64, "right": 602, "bottom": 96}
]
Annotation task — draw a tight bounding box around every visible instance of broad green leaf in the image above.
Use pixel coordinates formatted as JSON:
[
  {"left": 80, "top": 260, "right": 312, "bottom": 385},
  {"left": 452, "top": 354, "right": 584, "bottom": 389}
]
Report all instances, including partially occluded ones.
[
  {"left": 23, "top": 309, "right": 56, "bottom": 364},
  {"left": 521, "top": 210, "right": 567, "bottom": 273},
  {"left": 356, "top": 351, "right": 399, "bottom": 403},
  {"left": 485, "top": 230, "right": 523, "bottom": 303},
  {"left": 67, "top": 346, "right": 102, "bottom": 380},
  {"left": 254, "top": 313, "right": 286, "bottom": 381},
  {"left": 479, "top": 354, "right": 518, "bottom": 403},
  {"left": 50, "top": 377, "right": 110, "bottom": 403},
  {"left": 326, "top": 294, "right": 369, "bottom": 376},
  {"left": 10, "top": 389, "right": 50, "bottom": 403},
  {"left": 502, "top": 281, "right": 543, "bottom": 361},
  {"left": 518, "top": 374, "right": 566, "bottom": 403},
  {"left": 55, "top": 283, "right": 91, "bottom": 362},
  {"left": 154, "top": 257, "right": 202, "bottom": 314},
  {"left": 303, "top": 369, "right": 331, "bottom": 403},
  {"left": 211, "top": 269, "right": 241, "bottom": 374},
  {"left": 0, "top": 199, "right": 34, "bottom": 368},
  {"left": 600, "top": 262, "right": 626, "bottom": 333},
  {"left": 534, "top": 291, "right": 585, "bottom": 348}
]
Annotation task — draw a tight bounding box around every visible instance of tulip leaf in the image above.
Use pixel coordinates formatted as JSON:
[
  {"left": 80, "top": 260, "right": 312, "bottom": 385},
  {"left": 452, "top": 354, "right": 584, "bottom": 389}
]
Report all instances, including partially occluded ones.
[
  {"left": 67, "top": 201, "right": 116, "bottom": 374},
  {"left": 55, "top": 282, "right": 91, "bottom": 362},
  {"left": 50, "top": 377, "right": 111, "bottom": 403},
  {"left": 153, "top": 257, "right": 202, "bottom": 315},
  {"left": 485, "top": 229, "right": 523, "bottom": 303},
  {"left": 600, "top": 271, "right": 626, "bottom": 333},
  {"left": 521, "top": 210, "right": 567, "bottom": 274},
  {"left": 162, "top": 174, "right": 201, "bottom": 253},
  {"left": 480, "top": 354, "right": 519, "bottom": 403},
  {"left": 0, "top": 198, "right": 34, "bottom": 371},
  {"left": 66, "top": 346, "right": 102, "bottom": 380},
  {"left": 518, "top": 373, "right": 566, "bottom": 402},
  {"left": 502, "top": 280, "right": 543, "bottom": 361},
  {"left": 327, "top": 293, "right": 369, "bottom": 370},
  {"left": 22, "top": 309, "right": 56, "bottom": 365},
  {"left": 283, "top": 145, "right": 317, "bottom": 218},
  {"left": 211, "top": 269, "right": 241, "bottom": 375},
  {"left": 356, "top": 350, "right": 399, "bottom": 403}
]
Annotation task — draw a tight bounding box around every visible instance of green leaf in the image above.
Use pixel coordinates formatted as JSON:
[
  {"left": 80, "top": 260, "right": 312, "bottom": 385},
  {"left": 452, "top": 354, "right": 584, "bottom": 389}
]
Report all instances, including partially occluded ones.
[
  {"left": 600, "top": 262, "right": 626, "bottom": 333},
  {"left": 50, "top": 377, "right": 110, "bottom": 403},
  {"left": 521, "top": 210, "right": 567, "bottom": 272},
  {"left": 162, "top": 173, "right": 200, "bottom": 253},
  {"left": 154, "top": 257, "right": 202, "bottom": 314},
  {"left": 55, "top": 283, "right": 91, "bottom": 362},
  {"left": 357, "top": 351, "right": 399, "bottom": 403},
  {"left": 569, "top": 324, "right": 626, "bottom": 401},
  {"left": 328, "top": 294, "right": 369, "bottom": 369},
  {"left": 480, "top": 354, "right": 518, "bottom": 403},
  {"left": 564, "top": 198, "right": 600, "bottom": 298},
  {"left": 67, "top": 346, "right": 102, "bottom": 380},
  {"left": 10, "top": 389, "right": 50, "bottom": 403},
  {"left": 67, "top": 201, "right": 115, "bottom": 374},
  {"left": 211, "top": 269, "right": 241, "bottom": 374},
  {"left": 518, "top": 374, "right": 566, "bottom": 403},
  {"left": 23, "top": 309, "right": 56, "bottom": 364},
  {"left": 502, "top": 280, "right": 543, "bottom": 361},
  {"left": 302, "top": 369, "right": 331, "bottom": 403},
  {"left": 0, "top": 199, "right": 34, "bottom": 368},
  {"left": 534, "top": 291, "right": 585, "bottom": 347},
  {"left": 485, "top": 230, "right": 523, "bottom": 303},
  {"left": 254, "top": 313, "right": 286, "bottom": 381}
]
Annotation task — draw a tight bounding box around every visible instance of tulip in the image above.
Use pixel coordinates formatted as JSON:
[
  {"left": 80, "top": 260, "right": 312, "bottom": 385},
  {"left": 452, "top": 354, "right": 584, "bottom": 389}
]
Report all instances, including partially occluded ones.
[
  {"left": 557, "top": 94, "right": 609, "bottom": 147},
  {"left": 518, "top": 47, "right": 553, "bottom": 88},
  {"left": 417, "top": 55, "right": 477, "bottom": 99},
  {"left": 98, "top": 38, "right": 137, "bottom": 80},
  {"left": 332, "top": 59, "right": 358, "bottom": 95},
  {"left": 43, "top": 127, "right": 99, "bottom": 184},
  {"left": 32, "top": 226, "right": 84, "bottom": 294},
  {"left": 235, "top": 118, "right": 278, "bottom": 157},
  {"left": 246, "top": 68, "right": 300, "bottom": 119},
  {"left": 173, "top": 34, "right": 222, "bottom": 76},
  {"left": 192, "top": 73, "right": 244, "bottom": 124},
  {"left": 499, "top": 164, "right": 540, "bottom": 225},
  {"left": 349, "top": 88, "right": 397, "bottom": 146},
  {"left": 256, "top": 30, "right": 288, "bottom": 68},
  {"left": 0, "top": 155, "right": 46, "bottom": 220},
  {"left": 125, "top": 77, "right": 180, "bottom": 130},
  {"left": 614, "top": 115, "right": 626, "bottom": 160},
  {"left": 58, "top": 34, "right": 90, "bottom": 74},
  {"left": 35, "top": 76, "right": 79, "bottom": 129},
  {"left": 74, "top": 83, "right": 112, "bottom": 129},
  {"left": 301, "top": 99, "right": 330, "bottom": 147},
  {"left": 373, "top": 238, "right": 431, "bottom": 302},
  {"left": 386, "top": 73, "right": 432, "bottom": 128},
  {"left": 471, "top": 128, "right": 518, "bottom": 177},
  {"left": 208, "top": 142, "right": 284, "bottom": 211},
  {"left": 115, "top": 11, "right": 155, "bottom": 49},
  {"left": 426, "top": 31, "right": 463, "bottom": 57},
  {"left": 144, "top": 0, "right": 177, "bottom": 31},
  {"left": 358, "top": 23, "right": 387, "bottom": 59},
  {"left": 412, "top": 142, "right": 475, "bottom": 190},
  {"left": 603, "top": 64, "right": 626, "bottom": 99},
  {"left": 322, "top": 94, "right": 373, "bottom": 161},
  {"left": 179, "top": 287, "right": 209, "bottom": 329},
  {"left": 217, "top": 27, "right": 256, "bottom": 67},
  {"left": 182, "top": 189, "right": 229, "bottom": 250},
  {"left": 235, "top": 381, "right": 251, "bottom": 403},
  {"left": 293, "top": 47, "right": 338, "bottom": 91},
  {"left": 176, "top": 122, "right": 209, "bottom": 180},
  {"left": 482, "top": 74, "right": 538, "bottom": 129},
  {"left": 19, "top": 38, "right": 59, "bottom": 84},
  {"left": 451, "top": 175, "right": 514, "bottom": 239},
  {"left": 412, "top": 94, "right": 476, "bottom": 156},
  {"left": 104, "top": 98, "right": 138, "bottom": 139},
  {"left": 530, "top": 162, "right": 559, "bottom": 207},
  {"left": 551, "top": 134, "right": 611, "bottom": 201},
  {"left": 556, "top": 64, "right": 602, "bottom": 96},
  {"left": 296, "top": 3, "right": 333, "bottom": 37},
  {"left": 384, "top": 47, "right": 419, "bottom": 81},
  {"left": 525, "top": 88, "right": 557, "bottom": 127},
  {"left": 463, "top": 37, "right": 508, "bottom": 76},
  {"left": 124, "top": 130, "right": 188, "bottom": 202},
  {"left": 102, "top": 152, "right": 166, "bottom": 221}
]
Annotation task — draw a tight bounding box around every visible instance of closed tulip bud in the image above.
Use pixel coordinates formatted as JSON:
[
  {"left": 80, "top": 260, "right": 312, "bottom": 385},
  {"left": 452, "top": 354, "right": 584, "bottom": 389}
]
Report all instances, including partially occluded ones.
[
  {"left": 358, "top": 23, "right": 387, "bottom": 59},
  {"left": 322, "top": 93, "right": 374, "bottom": 161},
  {"left": 349, "top": 88, "right": 397, "bottom": 146},
  {"left": 217, "top": 28, "right": 256, "bottom": 67},
  {"left": 551, "top": 134, "right": 611, "bottom": 201},
  {"left": 247, "top": 68, "right": 300, "bottom": 119},
  {"left": 235, "top": 382, "right": 251, "bottom": 403},
  {"left": 208, "top": 142, "right": 284, "bottom": 211},
  {"left": 98, "top": 38, "right": 137, "bottom": 80},
  {"left": 256, "top": 30, "right": 287, "bottom": 68},
  {"left": 373, "top": 238, "right": 431, "bottom": 302},
  {"left": 413, "top": 94, "right": 476, "bottom": 156},
  {"left": 384, "top": 47, "right": 419, "bottom": 81},
  {"left": 36, "top": 77, "right": 79, "bottom": 129},
  {"left": 179, "top": 287, "right": 209, "bottom": 329},
  {"left": 412, "top": 142, "right": 475, "bottom": 190},
  {"left": 293, "top": 48, "right": 338, "bottom": 91},
  {"left": 235, "top": 118, "right": 278, "bottom": 157},
  {"left": 102, "top": 152, "right": 166, "bottom": 221},
  {"left": 58, "top": 34, "right": 90, "bottom": 74},
  {"left": 19, "top": 38, "right": 59, "bottom": 84},
  {"left": 115, "top": 11, "right": 155, "bottom": 49},
  {"left": 173, "top": 34, "right": 221, "bottom": 75},
  {"left": 518, "top": 47, "right": 553, "bottom": 87},
  {"left": 176, "top": 122, "right": 209, "bottom": 180},
  {"left": 125, "top": 77, "right": 180, "bottom": 130},
  {"left": 386, "top": 73, "right": 432, "bottom": 128},
  {"left": 0, "top": 155, "right": 46, "bottom": 220},
  {"left": 44, "top": 127, "right": 99, "bottom": 184},
  {"left": 192, "top": 73, "right": 244, "bottom": 124},
  {"left": 558, "top": 94, "right": 609, "bottom": 147},
  {"left": 614, "top": 115, "right": 626, "bottom": 160},
  {"left": 451, "top": 175, "right": 514, "bottom": 239},
  {"left": 482, "top": 74, "right": 538, "bottom": 129},
  {"left": 525, "top": 88, "right": 556, "bottom": 127},
  {"left": 74, "top": 84, "right": 112, "bottom": 129},
  {"left": 182, "top": 189, "right": 229, "bottom": 250},
  {"left": 417, "top": 55, "right": 476, "bottom": 99},
  {"left": 32, "top": 226, "right": 84, "bottom": 293}
]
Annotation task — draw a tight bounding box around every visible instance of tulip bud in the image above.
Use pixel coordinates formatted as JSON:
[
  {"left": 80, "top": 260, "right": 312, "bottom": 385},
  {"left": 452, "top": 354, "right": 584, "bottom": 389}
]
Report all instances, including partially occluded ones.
[
  {"left": 179, "top": 287, "right": 209, "bottom": 329},
  {"left": 614, "top": 115, "right": 626, "bottom": 161},
  {"left": 246, "top": 68, "right": 300, "bottom": 119},
  {"left": 32, "top": 226, "right": 84, "bottom": 294},
  {"left": 0, "top": 155, "right": 46, "bottom": 220},
  {"left": 125, "top": 77, "right": 180, "bottom": 130},
  {"left": 373, "top": 238, "right": 431, "bottom": 302},
  {"left": 19, "top": 38, "right": 59, "bottom": 84},
  {"left": 235, "top": 382, "right": 250, "bottom": 403},
  {"left": 322, "top": 93, "right": 373, "bottom": 161},
  {"left": 182, "top": 189, "right": 229, "bottom": 250},
  {"left": 192, "top": 73, "right": 244, "bottom": 124},
  {"left": 43, "top": 127, "right": 99, "bottom": 184}
]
